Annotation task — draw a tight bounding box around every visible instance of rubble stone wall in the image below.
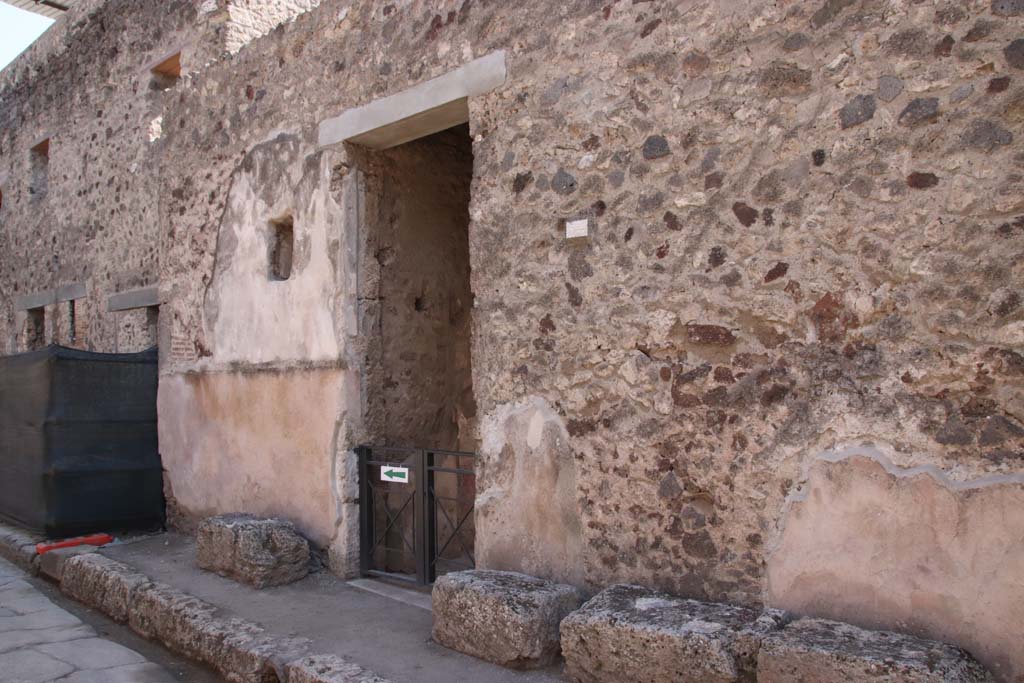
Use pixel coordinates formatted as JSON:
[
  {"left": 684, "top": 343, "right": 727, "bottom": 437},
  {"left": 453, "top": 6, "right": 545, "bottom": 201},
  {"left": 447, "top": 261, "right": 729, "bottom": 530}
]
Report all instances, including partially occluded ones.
[
  {"left": 357, "top": 126, "right": 476, "bottom": 452},
  {"left": 0, "top": 0, "right": 200, "bottom": 354},
  {"left": 2, "top": 0, "right": 1024, "bottom": 678}
]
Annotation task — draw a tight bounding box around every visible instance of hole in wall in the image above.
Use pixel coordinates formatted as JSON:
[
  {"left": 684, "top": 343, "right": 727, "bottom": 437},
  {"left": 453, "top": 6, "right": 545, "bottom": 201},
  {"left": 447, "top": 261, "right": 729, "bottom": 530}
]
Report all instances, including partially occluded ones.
[
  {"left": 30, "top": 138, "right": 50, "bottom": 199},
  {"left": 258, "top": 663, "right": 281, "bottom": 683},
  {"left": 67, "top": 300, "right": 76, "bottom": 344},
  {"left": 268, "top": 214, "right": 294, "bottom": 281},
  {"left": 150, "top": 52, "right": 182, "bottom": 90},
  {"left": 26, "top": 307, "right": 45, "bottom": 350}
]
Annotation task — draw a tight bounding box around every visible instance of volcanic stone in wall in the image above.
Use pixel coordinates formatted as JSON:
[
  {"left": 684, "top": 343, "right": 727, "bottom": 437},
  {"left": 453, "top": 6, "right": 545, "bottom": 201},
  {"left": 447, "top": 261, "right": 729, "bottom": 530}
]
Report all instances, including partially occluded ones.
[{"left": 196, "top": 514, "right": 310, "bottom": 588}]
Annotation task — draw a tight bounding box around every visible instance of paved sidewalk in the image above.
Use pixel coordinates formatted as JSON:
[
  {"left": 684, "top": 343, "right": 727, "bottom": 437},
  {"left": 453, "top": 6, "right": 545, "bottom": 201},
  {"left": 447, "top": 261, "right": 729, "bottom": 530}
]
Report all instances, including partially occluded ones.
[
  {"left": 0, "top": 556, "right": 174, "bottom": 683},
  {"left": 102, "top": 533, "right": 564, "bottom": 683}
]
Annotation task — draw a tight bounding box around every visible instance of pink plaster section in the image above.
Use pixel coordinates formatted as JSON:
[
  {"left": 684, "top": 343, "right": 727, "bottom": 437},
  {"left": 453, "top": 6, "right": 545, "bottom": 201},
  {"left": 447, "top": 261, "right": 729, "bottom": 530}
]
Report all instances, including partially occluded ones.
[
  {"left": 767, "top": 448, "right": 1024, "bottom": 683},
  {"left": 157, "top": 369, "right": 344, "bottom": 547}
]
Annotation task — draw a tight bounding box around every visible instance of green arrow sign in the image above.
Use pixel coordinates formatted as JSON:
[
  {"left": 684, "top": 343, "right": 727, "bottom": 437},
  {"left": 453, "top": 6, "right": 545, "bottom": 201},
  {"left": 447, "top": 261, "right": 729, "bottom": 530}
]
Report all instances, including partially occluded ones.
[{"left": 381, "top": 466, "right": 409, "bottom": 483}]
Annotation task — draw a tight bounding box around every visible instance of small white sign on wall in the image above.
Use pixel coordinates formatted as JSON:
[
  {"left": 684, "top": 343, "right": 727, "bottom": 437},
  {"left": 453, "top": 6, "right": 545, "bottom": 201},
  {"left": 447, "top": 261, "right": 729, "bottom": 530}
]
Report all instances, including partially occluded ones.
[
  {"left": 381, "top": 466, "right": 409, "bottom": 483},
  {"left": 565, "top": 218, "right": 589, "bottom": 239}
]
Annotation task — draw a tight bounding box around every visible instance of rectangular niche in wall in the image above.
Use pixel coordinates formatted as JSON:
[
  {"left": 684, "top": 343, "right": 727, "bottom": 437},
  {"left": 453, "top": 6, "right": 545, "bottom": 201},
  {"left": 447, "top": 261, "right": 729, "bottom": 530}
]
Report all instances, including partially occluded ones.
[
  {"left": 150, "top": 52, "right": 182, "bottom": 90},
  {"left": 26, "top": 307, "right": 45, "bottom": 350},
  {"left": 29, "top": 138, "right": 49, "bottom": 199},
  {"left": 269, "top": 214, "right": 294, "bottom": 281}
]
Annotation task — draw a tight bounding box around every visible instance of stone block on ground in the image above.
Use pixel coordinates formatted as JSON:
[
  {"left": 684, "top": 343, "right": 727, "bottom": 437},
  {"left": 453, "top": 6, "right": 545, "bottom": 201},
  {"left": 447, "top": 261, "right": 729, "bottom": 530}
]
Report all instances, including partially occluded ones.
[
  {"left": 196, "top": 514, "right": 310, "bottom": 588},
  {"left": 560, "top": 584, "right": 780, "bottom": 683},
  {"left": 431, "top": 569, "right": 583, "bottom": 669},
  {"left": 757, "top": 618, "right": 994, "bottom": 682}
]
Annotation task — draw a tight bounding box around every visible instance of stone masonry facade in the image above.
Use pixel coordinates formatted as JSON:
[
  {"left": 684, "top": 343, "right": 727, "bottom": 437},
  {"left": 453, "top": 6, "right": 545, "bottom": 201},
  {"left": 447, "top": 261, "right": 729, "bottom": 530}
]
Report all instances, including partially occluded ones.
[{"left": 1, "top": 0, "right": 1023, "bottom": 680}]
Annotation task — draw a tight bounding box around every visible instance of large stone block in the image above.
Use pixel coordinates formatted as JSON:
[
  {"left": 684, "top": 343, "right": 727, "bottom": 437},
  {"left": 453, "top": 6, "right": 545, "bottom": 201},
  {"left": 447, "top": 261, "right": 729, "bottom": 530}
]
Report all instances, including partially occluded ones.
[
  {"left": 431, "top": 569, "right": 583, "bottom": 669},
  {"left": 196, "top": 514, "right": 310, "bottom": 588},
  {"left": 757, "top": 618, "right": 995, "bottom": 682},
  {"left": 560, "top": 584, "right": 784, "bottom": 683}
]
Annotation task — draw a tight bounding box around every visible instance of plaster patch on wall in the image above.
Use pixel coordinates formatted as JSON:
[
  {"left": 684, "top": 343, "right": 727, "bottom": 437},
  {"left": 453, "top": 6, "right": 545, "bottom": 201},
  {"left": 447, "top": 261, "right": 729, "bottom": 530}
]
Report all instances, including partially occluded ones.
[
  {"left": 222, "top": 0, "right": 323, "bottom": 54},
  {"left": 476, "top": 396, "right": 584, "bottom": 586},
  {"left": 767, "top": 445, "right": 1024, "bottom": 682},
  {"left": 204, "top": 133, "right": 343, "bottom": 365},
  {"left": 157, "top": 368, "right": 346, "bottom": 546}
]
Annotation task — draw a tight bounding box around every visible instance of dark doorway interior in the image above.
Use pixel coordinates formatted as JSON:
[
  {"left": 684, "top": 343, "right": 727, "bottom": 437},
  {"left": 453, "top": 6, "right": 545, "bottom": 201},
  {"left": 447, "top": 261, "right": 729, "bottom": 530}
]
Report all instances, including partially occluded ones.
[
  {"left": 357, "top": 123, "right": 477, "bottom": 582},
  {"left": 367, "top": 123, "right": 476, "bottom": 452}
]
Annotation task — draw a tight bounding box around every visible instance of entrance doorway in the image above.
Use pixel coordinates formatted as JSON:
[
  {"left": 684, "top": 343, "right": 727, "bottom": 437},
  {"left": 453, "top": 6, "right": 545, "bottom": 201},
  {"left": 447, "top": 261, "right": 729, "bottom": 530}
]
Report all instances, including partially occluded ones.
[
  {"left": 358, "top": 446, "right": 476, "bottom": 585},
  {"left": 354, "top": 123, "right": 477, "bottom": 585}
]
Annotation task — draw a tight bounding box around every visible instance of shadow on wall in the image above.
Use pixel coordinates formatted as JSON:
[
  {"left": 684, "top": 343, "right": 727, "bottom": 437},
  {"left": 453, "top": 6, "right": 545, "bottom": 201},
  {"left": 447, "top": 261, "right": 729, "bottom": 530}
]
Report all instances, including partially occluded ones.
[{"left": 766, "top": 446, "right": 1024, "bottom": 683}]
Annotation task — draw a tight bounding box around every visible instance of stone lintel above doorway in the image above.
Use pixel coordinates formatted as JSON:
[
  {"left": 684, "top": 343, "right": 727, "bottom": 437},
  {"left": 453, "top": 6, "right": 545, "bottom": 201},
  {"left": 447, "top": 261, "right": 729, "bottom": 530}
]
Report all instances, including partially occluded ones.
[
  {"left": 108, "top": 285, "right": 160, "bottom": 312},
  {"left": 317, "top": 51, "right": 506, "bottom": 150},
  {"left": 15, "top": 282, "right": 86, "bottom": 311}
]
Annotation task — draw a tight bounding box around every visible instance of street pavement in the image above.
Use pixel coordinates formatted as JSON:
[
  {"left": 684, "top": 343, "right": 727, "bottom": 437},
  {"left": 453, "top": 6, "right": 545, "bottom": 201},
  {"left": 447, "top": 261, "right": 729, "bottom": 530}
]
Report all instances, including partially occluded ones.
[{"left": 0, "top": 555, "right": 174, "bottom": 683}]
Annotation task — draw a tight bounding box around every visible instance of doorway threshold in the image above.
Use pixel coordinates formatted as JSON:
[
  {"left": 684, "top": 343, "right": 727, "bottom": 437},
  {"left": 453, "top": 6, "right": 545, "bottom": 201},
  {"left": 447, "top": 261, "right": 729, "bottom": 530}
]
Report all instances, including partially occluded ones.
[{"left": 347, "top": 577, "right": 433, "bottom": 611}]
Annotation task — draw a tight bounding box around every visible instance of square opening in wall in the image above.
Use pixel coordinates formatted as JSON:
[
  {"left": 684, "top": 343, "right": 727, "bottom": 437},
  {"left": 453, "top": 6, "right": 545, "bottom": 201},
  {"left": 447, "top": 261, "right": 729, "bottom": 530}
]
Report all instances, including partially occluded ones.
[
  {"left": 30, "top": 138, "right": 49, "bottom": 199},
  {"left": 150, "top": 52, "right": 182, "bottom": 90},
  {"left": 269, "top": 215, "right": 294, "bottom": 281},
  {"left": 26, "top": 307, "right": 45, "bottom": 350}
]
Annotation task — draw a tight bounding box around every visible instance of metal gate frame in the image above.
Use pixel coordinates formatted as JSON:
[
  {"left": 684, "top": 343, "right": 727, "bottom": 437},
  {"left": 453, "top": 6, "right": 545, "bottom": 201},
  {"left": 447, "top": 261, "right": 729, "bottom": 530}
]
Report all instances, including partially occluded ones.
[{"left": 357, "top": 446, "right": 476, "bottom": 586}]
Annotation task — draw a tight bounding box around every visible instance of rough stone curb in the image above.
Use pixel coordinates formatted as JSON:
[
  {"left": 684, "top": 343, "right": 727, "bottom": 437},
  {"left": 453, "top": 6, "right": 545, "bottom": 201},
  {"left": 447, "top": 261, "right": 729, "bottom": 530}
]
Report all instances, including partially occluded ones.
[
  {"left": 0, "top": 521, "right": 44, "bottom": 575},
  {"left": 287, "top": 654, "right": 394, "bottom": 683},
  {"left": 57, "top": 552, "right": 389, "bottom": 683}
]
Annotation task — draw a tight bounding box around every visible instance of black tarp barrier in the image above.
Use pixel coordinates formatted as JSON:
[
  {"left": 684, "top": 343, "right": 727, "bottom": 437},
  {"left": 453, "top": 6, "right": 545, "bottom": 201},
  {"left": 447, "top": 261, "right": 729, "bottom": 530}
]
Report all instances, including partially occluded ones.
[{"left": 0, "top": 345, "right": 164, "bottom": 536}]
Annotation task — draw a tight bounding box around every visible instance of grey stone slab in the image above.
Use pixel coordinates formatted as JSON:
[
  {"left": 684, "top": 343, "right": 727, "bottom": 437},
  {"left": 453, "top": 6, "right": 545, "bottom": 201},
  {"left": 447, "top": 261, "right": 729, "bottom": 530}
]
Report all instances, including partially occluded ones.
[
  {"left": 14, "top": 289, "right": 56, "bottom": 311},
  {"left": 55, "top": 282, "right": 86, "bottom": 303},
  {"left": 0, "top": 580, "right": 46, "bottom": 602},
  {"left": 0, "top": 648, "right": 76, "bottom": 683},
  {"left": 107, "top": 285, "right": 160, "bottom": 312},
  {"left": 36, "top": 636, "right": 145, "bottom": 670},
  {"left": 0, "top": 553, "right": 178, "bottom": 681},
  {"left": 432, "top": 569, "right": 582, "bottom": 669},
  {"left": 0, "top": 583, "right": 56, "bottom": 615},
  {"left": 13, "top": 283, "right": 85, "bottom": 310},
  {"left": 62, "top": 662, "right": 177, "bottom": 683},
  {"left": 0, "top": 625, "right": 95, "bottom": 653},
  {"left": 0, "top": 608, "right": 82, "bottom": 633},
  {"left": 318, "top": 51, "right": 505, "bottom": 149}
]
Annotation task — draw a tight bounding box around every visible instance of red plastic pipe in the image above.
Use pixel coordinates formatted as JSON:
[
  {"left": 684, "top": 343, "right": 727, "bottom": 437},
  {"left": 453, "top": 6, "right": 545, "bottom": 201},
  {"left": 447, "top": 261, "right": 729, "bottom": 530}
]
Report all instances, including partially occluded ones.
[{"left": 35, "top": 533, "right": 114, "bottom": 555}]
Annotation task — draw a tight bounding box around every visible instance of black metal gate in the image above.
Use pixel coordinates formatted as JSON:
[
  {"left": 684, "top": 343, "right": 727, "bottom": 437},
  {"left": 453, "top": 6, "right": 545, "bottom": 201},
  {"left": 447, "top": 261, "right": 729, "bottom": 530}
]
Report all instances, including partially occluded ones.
[{"left": 357, "top": 446, "right": 476, "bottom": 586}]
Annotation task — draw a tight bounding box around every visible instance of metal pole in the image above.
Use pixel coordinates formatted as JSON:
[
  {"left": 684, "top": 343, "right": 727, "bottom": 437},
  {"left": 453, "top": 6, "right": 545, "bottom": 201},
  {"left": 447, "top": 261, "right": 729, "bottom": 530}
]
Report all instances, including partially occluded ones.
[
  {"left": 357, "top": 446, "right": 372, "bottom": 577},
  {"left": 413, "top": 449, "right": 427, "bottom": 585}
]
